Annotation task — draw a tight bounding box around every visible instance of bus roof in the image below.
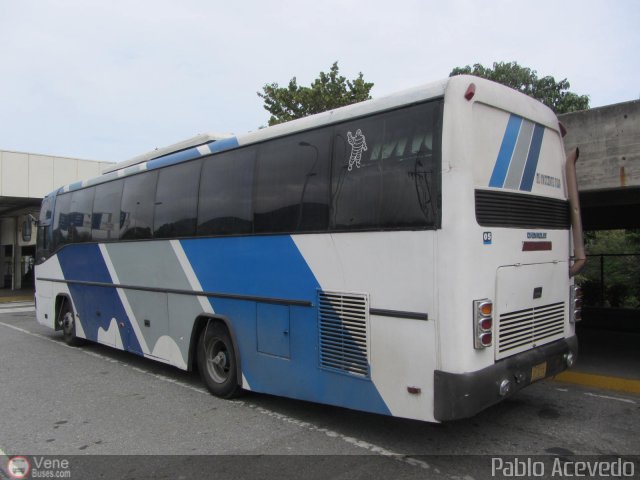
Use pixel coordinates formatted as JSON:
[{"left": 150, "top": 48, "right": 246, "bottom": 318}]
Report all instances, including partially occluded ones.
[
  {"left": 102, "top": 132, "right": 234, "bottom": 174},
  {"left": 58, "top": 75, "right": 556, "bottom": 195}
]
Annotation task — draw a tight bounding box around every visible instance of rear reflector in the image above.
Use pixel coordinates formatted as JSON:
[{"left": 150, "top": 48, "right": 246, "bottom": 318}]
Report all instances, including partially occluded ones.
[{"left": 522, "top": 241, "right": 552, "bottom": 251}]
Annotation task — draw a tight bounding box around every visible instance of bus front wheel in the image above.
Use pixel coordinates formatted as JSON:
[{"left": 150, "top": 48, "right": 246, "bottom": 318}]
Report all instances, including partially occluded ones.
[
  {"left": 197, "top": 322, "right": 242, "bottom": 399},
  {"left": 60, "top": 302, "right": 83, "bottom": 347}
]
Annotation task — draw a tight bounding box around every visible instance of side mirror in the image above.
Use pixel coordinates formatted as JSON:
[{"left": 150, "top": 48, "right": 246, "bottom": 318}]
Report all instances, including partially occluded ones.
[{"left": 22, "top": 219, "right": 32, "bottom": 242}]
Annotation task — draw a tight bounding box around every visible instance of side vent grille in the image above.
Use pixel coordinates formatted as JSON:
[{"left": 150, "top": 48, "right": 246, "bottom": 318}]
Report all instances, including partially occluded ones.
[{"left": 318, "top": 291, "right": 370, "bottom": 377}]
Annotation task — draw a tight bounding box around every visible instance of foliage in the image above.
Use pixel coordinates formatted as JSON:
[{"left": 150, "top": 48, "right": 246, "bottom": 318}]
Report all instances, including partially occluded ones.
[
  {"left": 258, "top": 62, "right": 374, "bottom": 126},
  {"left": 449, "top": 61, "right": 589, "bottom": 114},
  {"left": 580, "top": 230, "right": 640, "bottom": 308}
]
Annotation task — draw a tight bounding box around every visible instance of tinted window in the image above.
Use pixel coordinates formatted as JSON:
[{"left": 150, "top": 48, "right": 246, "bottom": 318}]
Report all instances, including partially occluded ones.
[
  {"left": 92, "top": 181, "right": 123, "bottom": 241},
  {"left": 331, "top": 101, "right": 442, "bottom": 230},
  {"left": 120, "top": 172, "right": 158, "bottom": 240},
  {"left": 52, "top": 194, "right": 71, "bottom": 251},
  {"left": 198, "top": 148, "right": 255, "bottom": 236},
  {"left": 254, "top": 128, "right": 331, "bottom": 233},
  {"left": 69, "top": 187, "right": 95, "bottom": 242},
  {"left": 37, "top": 195, "right": 54, "bottom": 261},
  {"left": 153, "top": 160, "right": 202, "bottom": 238},
  {"left": 36, "top": 225, "right": 50, "bottom": 263},
  {"left": 39, "top": 195, "right": 54, "bottom": 225}
]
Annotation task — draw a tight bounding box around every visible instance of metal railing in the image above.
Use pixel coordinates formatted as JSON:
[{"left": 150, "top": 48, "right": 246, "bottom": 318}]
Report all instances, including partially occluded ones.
[{"left": 580, "top": 253, "right": 640, "bottom": 309}]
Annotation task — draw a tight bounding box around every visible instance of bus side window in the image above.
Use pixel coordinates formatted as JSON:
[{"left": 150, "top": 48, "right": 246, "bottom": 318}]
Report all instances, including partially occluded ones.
[
  {"left": 198, "top": 148, "right": 256, "bottom": 236},
  {"left": 331, "top": 116, "right": 382, "bottom": 230},
  {"left": 52, "top": 193, "right": 71, "bottom": 251},
  {"left": 120, "top": 171, "right": 158, "bottom": 240},
  {"left": 36, "top": 225, "right": 50, "bottom": 263},
  {"left": 254, "top": 128, "right": 331, "bottom": 233},
  {"left": 379, "top": 102, "right": 440, "bottom": 228},
  {"left": 69, "top": 187, "right": 95, "bottom": 243},
  {"left": 92, "top": 180, "right": 124, "bottom": 242},
  {"left": 331, "top": 100, "right": 442, "bottom": 231},
  {"left": 153, "top": 160, "right": 202, "bottom": 239}
]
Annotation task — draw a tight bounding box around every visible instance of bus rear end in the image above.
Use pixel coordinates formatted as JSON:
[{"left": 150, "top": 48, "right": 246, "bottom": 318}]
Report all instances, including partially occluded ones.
[{"left": 434, "top": 76, "right": 583, "bottom": 421}]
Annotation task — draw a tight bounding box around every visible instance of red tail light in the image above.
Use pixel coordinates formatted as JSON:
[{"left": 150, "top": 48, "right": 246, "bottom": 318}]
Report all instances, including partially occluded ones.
[
  {"left": 570, "top": 286, "right": 583, "bottom": 323},
  {"left": 473, "top": 299, "right": 493, "bottom": 349},
  {"left": 480, "top": 318, "right": 493, "bottom": 331}
]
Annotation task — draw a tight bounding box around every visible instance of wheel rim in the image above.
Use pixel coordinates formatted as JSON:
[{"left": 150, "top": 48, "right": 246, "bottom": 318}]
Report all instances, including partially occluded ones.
[
  {"left": 62, "top": 312, "right": 74, "bottom": 336},
  {"left": 205, "top": 338, "right": 230, "bottom": 383}
]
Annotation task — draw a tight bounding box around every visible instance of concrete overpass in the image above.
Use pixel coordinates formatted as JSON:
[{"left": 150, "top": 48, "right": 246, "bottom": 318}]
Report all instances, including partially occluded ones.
[{"left": 560, "top": 100, "right": 640, "bottom": 230}]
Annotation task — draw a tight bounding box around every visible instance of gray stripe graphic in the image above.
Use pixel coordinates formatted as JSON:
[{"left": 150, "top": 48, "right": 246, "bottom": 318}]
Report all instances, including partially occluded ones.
[
  {"left": 504, "top": 119, "right": 534, "bottom": 190},
  {"left": 105, "top": 241, "right": 204, "bottom": 365}
]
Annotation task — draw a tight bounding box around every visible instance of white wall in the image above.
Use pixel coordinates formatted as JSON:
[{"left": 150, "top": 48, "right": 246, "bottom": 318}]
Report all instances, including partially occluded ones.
[
  {"left": 0, "top": 150, "right": 114, "bottom": 290},
  {"left": 0, "top": 150, "right": 113, "bottom": 198}
]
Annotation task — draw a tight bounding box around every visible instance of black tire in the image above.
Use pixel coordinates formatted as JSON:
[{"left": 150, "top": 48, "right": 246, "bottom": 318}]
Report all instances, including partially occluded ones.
[
  {"left": 197, "top": 322, "right": 242, "bottom": 399},
  {"left": 60, "top": 302, "right": 83, "bottom": 347}
]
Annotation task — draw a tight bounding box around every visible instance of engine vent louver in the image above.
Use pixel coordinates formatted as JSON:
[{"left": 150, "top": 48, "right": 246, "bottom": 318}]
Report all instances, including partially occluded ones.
[
  {"left": 318, "top": 291, "right": 370, "bottom": 378},
  {"left": 496, "top": 302, "right": 565, "bottom": 359},
  {"left": 476, "top": 190, "right": 570, "bottom": 229}
]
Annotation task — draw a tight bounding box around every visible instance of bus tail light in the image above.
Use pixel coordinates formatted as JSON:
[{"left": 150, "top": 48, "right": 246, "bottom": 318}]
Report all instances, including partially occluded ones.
[
  {"left": 570, "top": 285, "right": 583, "bottom": 323},
  {"left": 473, "top": 299, "right": 493, "bottom": 349}
]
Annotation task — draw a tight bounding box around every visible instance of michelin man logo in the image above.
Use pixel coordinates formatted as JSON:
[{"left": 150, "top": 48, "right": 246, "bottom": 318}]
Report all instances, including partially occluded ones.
[{"left": 347, "top": 129, "right": 367, "bottom": 171}]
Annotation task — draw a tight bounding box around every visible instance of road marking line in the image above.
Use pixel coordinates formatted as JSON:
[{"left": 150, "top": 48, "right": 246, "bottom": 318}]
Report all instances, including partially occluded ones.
[
  {"left": 0, "top": 321, "right": 449, "bottom": 475},
  {"left": 0, "top": 301, "right": 34, "bottom": 307},
  {"left": 583, "top": 392, "right": 636, "bottom": 404},
  {"left": 0, "top": 307, "right": 35, "bottom": 314},
  {"left": 554, "top": 370, "right": 640, "bottom": 395}
]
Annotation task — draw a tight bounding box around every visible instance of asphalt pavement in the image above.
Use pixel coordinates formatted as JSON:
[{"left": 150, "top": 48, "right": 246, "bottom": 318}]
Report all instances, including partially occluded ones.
[{"left": 0, "top": 306, "right": 638, "bottom": 479}]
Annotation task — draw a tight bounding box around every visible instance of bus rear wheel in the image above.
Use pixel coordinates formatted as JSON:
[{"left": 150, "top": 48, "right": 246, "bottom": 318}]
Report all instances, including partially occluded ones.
[
  {"left": 197, "top": 322, "right": 242, "bottom": 399},
  {"left": 60, "top": 303, "right": 83, "bottom": 347}
]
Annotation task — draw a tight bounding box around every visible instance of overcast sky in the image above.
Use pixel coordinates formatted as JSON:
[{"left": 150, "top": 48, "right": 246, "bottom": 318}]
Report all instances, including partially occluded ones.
[{"left": 0, "top": 0, "right": 638, "bottom": 163}]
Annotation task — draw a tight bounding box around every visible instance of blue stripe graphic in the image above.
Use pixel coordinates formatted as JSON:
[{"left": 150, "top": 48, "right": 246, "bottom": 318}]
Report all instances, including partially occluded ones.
[
  {"left": 209, "top": 137, "right": 239, "bottom": 154},
  {"left": 145, "top": 138, "right": 239, "bottom": 171},
  {"left": 489, "top": 115, "right": 522, "bottom": 188},
  {"left": 147, "top": 147, "right": 201, "bottom": 170},
  {"left": 519, "top": 123, "right": 545, "bottom": 191},
  {"left": 180, "top": 235, "right": 392, "bottom": 416},
  {"left": 57, "top": 244, "right": 142, "bottom": 353}
]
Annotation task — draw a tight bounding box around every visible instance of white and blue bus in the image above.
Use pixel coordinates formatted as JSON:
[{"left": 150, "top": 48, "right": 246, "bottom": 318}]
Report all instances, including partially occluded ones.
[{"left": 35, "top": 75, "right": 584, "bottom": 422}]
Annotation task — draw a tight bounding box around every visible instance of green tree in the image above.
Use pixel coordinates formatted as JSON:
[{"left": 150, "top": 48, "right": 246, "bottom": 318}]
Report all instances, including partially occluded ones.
[
  {"left": 450, "top": 61, "right": 589, "bottom": 114},
  {"left": 258, "top": 62, "right": 374, "bottom": 126}
]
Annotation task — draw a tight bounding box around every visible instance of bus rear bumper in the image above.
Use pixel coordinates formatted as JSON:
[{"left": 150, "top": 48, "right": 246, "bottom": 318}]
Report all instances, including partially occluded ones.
[{"left": 433, "top": 336, "right": 578, "bottom": 422}]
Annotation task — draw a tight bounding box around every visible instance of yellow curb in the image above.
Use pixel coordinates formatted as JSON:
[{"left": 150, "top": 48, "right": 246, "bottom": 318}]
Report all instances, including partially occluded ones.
[
  {"left": 0, "top": 295, "right": 34, "bottom": 303},
  {"left": 554, "top": 371, "right": 640, "bottom": 395}
]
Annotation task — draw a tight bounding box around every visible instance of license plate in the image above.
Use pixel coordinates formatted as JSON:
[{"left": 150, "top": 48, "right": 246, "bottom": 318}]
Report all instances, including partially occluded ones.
[{"left": 530, "top": 362, "right": 547, "bottom": 382}]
